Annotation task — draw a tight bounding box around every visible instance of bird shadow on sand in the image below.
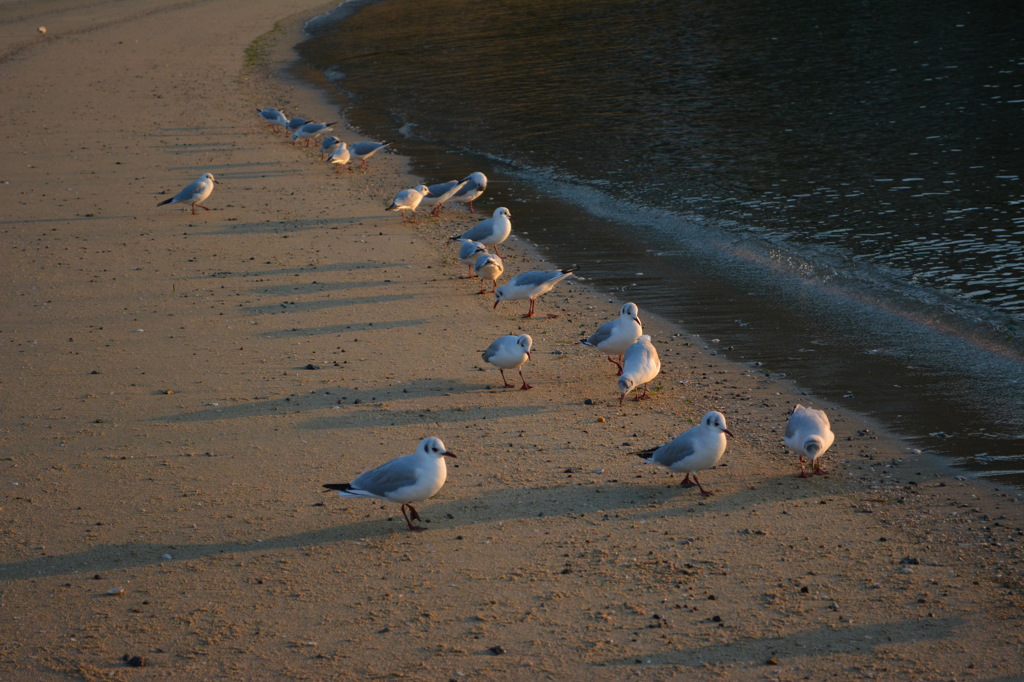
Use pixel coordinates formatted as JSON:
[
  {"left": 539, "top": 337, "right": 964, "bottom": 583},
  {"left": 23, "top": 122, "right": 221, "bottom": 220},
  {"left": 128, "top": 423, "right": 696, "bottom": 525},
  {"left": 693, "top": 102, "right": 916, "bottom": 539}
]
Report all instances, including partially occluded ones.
[
  {"left": 205, "top": 216, "right": 382, "bottom": 235},
  {"left": 246, "top": 279, "right": 397, "bottom": 297},
  {"left": 257, "top": 317, "right": 427, "bottom": 339},
  {"left": 0, "top": 481, "right": 705, "bottom": 582},
  {"left": 241, "top": 292, "right": 420, "bottom": 317},
  {"left": 598, "top": 616, "right": 962, "bottom": 670},
  {"left": 194, "top": 260, "right": 408, "bottom": 280}
]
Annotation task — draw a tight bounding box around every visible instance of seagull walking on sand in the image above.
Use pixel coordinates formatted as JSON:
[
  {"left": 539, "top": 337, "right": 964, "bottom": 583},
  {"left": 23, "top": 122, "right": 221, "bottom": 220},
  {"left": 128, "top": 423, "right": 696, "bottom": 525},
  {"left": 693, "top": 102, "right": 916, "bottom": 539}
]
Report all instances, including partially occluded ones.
[
  {"left": 323, "top": 437, "right": 455, "bottom": 532},
  {"left": 784, "top": 405, "right": 835, "bottom": 477},
  {"left": 618, "top": 334, "right": 661, "bottom": 404},
  {"left": 256, "top": 107, "right": 288, "bottom": 132},
  {"left": 474, "top": 253, "right": 504, "bottom": 294},
  {"left": 292, "top": 121, "right": 336, "bottom": 146},
  {"left": 457, "top": 240, "right": 488, "bottom": 278},
  {"left": 582, "top": 302, "right": 643, "bottom": 375},
  {"left": 157, "top": 172, "right": 219, "bottom": 215},
  {"left": 482, "top": 334, "right": 533, "bottom": 390},
  {"left": 493, "top": 268, "right": 575, "bottom": 318},
  {"left": 349, "top": 140, "right": 391, "bottom": 169},
  {"left": 386, "top": 184, "right": 432, "bottom": 223},
  {"left": 326, "top": 141, "right": 351, "bottom": 172},
  {"left": 634, "top": 411, "right": 733, "bottom": 496},
  {"left": 451, "top": 207, "right": 512, "bottom": 256}
]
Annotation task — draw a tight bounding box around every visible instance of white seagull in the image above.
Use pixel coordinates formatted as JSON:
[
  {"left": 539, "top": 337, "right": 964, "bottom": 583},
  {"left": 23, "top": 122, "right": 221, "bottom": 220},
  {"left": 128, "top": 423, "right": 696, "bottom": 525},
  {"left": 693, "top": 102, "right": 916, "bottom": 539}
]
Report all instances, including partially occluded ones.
[
  {"left": 256, "top": 107, "right": 288, "bottom": 132},
  {"left": 349, "top": 140, "right": 391, "bottom": 169},
  {"left": 422, "top": 179, "right": 468, "bottom": 214},
  {"left": 292, "top": 121, "right": 336, "bottom": 146},
  {"left": 618, "top": 334, "right": 661, "bottom": 404},
  {"left": 634, "top": 411, "right": 733, "bottom": 496},
  {"left": 451, "top": 207, "right": 512, "bottom": 256},
  {"left": 457, "top": 239, "right": 488, "bottom": 278},
  {"left": 323, "top": 437, "right": 456, "bottom": 532},
  {"left": 157, "top": 172, "right": 219, "bottom": 215},
  {"left": 386, "top": 184, "right": 432, "bottom": 223},
  {"left": 450, "top": 171, "right": 487, "bottom": 213},
  {"left": 582, "top": 302, "right": 643, "bottom": 375},
  {"left": 326, "top": 141, "right": 351, "bottom": 172},
  {"left": 482, "top": 334, "right": 533, "bottom": 390},
  {"left": 474, "top": 253, "right": 504, "bottom": 294},
  {"left": 784, "top": 404, "right": 836, "bottom": 477},
  {"left": 493, "top": 268, "right": 575, "bottom": 318}
]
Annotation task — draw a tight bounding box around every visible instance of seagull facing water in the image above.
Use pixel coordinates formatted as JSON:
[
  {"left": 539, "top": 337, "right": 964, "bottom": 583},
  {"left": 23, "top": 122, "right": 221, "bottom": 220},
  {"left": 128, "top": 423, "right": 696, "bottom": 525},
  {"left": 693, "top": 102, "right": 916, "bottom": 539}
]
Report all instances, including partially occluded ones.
[
  {"left": 482, "top": 334, "right": 533, "bottom": 389},
  {"left": 451, "top": 207, "right": 512, "bottom": 256},
  {"left": 784, "top": 405, "right": 835, "bottom": 477},
  {"left": 386, "top": 184, "right": 432, "bottom": 222},
  {"left": 493, "top": 268, "right": 575, "bottom": 318},
  {"left": 349, "top": 140, "right": 391, "bottom": 169},
  {"left": 582, "top": 302, "right": 643, "bottom": 375},
  {"left": 618, "top": 334, "right": 661, "bottom": 404},
  {"left": 474, "top": 253, "right": 504, "bottom": 294},
  {"left": 292, "top": 121, "right": 336, "bottom": 146},
  {"left": 157, "top": 172, "right": 219, "bottom": 215},
  {"left": 634, "top": 411, "right": 733, "bottom": 496},
  {"left": 323, "top": 437, "right": 456, "bottom": 532}
]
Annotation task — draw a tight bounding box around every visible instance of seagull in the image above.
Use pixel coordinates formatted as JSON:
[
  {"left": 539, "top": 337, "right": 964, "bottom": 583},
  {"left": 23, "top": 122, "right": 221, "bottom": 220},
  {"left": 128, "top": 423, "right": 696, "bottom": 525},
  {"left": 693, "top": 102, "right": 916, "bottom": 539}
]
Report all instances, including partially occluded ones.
[
  {"left": 323, "top": 437, "right": 455, "bottom": 532},
  {"left": 320, "top": 135, "right": 341, "bottom": 158},
  {"left": 784, "top": 405, "right": 835, "bottom": 477},
  {"left": 482, "top": 334, "right": 533, "bottom": 389},
  {"left": 292, "top": 121, "right": 336, "bottom": 146},
  {"left": 474, "top": 253, "right": 504, "bottom": 294},
  {"left": 450, "top": 172, "right": 487, "bottom": 213},
  {"left": 157, "top": 172, "right": 219, "bottom": 215},
  {"left": 582, "top": 302, "right": 643, "bottom": 375},
  {"left": 349, "top": 141, "right": 391, "bottom": 169},
  {"left": 451, "top": 207, "right": 512, "bottom": 256},
  {"left": 457, "top": 239, "right": 488, "bottom": 278},
  {"left": 285, "top": 117, "right": 309, "bottom": 134},
  {"left": 633, "top": 411, "right": 733, "bottom": 496},
  {"left": 326, "top": 141, "right": 351, "bottom": 172},
  {"left": 618, "top": 334, "right": 661, "bottom": 404},
  {"left": 386, "top": 184, "right": 432, "bottom": 222},
  {"left": 494, "top": 268, "right": 575, "bottom": 318},
  {"left": 421, "top": 179, "right": 469, "bottom": 214},
  {"left": 256, "top": 107, "right": 288, "bottom": 131}
]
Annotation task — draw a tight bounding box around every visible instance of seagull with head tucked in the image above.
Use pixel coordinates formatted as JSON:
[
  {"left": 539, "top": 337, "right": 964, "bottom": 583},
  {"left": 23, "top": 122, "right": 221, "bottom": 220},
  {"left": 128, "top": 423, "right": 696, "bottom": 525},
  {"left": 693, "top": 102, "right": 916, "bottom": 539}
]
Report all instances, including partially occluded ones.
[
  {"left": 784, "top": 405, "right": 835, "bottom": 477},
  {"left": 618, "top": 334, "right": 661, "bottom": 404}
]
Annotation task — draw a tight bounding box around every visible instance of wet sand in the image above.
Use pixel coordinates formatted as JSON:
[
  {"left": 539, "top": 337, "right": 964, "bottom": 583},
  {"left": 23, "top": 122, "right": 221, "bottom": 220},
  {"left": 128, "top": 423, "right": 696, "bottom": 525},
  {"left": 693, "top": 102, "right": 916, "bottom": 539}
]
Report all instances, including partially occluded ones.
[{"left": 0, "top": 1, "right": 1021, "bottom": 679}]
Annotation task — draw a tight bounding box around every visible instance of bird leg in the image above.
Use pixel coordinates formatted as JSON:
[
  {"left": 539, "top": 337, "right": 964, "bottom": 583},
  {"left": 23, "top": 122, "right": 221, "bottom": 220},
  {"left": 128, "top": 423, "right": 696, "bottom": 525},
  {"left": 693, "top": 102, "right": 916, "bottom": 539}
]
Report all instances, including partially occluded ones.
[
  {"left": 522, "top": 299, "right": 536, "bottom": 318},
  {"left": 401, "top": 503, "right": 426, "bottom": 532},
  {"left": 798, "top": 456, "right": 812, "bottom": 478},
  {"left": 607, "top": 355, "right": 624, "bottom": 375},
  {"left": 692, "top": 474, "right": 713, "bottom": 496},
  {"left": 812, "top": 458, "right": 827, "bottom": 475},
  {"left": 498, "top": 369, "right": 515, "bottom": 388},
  {"left": 518, "top": 369, "right": 533, "bottom": 391},
  {"left": 492, "top": 245, "right": 501, "bottom": 257},
  {"left": 360, "top": 159, "right": 367, "bottom": 170},
  {"left": 469, "top": 200, "right": 476, "bottom": 213},
  {"left": 464, "top": 264, "right": 477, "bottom": 279},
  {"left": 680, "top": 473, "right": 697, "bottom": 488},
  {"left": 633, "top": 384, "right": 651, "bottom": 401},
  {"left": 430, "top": 204, "right": 443, "bottom": 217}
]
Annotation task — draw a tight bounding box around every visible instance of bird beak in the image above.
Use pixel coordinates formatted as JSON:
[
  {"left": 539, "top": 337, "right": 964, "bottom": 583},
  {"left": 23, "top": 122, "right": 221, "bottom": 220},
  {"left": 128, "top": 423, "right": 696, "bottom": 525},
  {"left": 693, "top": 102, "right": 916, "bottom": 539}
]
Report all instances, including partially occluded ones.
[
  {"left": 443, "top": 451, "right": 457, "bottom": 458},
  {"left": 526, "top": 351, "right": 532, "bottom": 360},
  {"left": 632, "top": 316, "right": 640, "bottom": 325},
  {"left": 723, "top": 429, "right": 734, "bottom": 437},
  {"left": 213, "top": 179, "right": 220, "bottom": 184}
]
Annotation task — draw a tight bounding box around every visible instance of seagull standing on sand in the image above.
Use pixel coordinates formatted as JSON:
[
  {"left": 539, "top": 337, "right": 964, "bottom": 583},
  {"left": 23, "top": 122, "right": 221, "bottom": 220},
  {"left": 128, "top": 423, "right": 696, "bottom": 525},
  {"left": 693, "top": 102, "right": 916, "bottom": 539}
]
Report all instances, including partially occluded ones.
[
  {"left": 482, "top": 334, "right": 533, "bottom": 390},
  {"left": 784, "top": 405, "right": 835, "bottom": 477},
  {"left": 256, "top": 107, "right": 288, "bottom": 132},
  {"left": 349, "top": 140, "right": 391, "bottom": 169},
  {"left": 474, "top": 253, "right": 504, "bottom": 294},
  {"left": 450, "top": 171, "right": 487, "bottom": 213},
  {"left": 326, "top": 141, "right": 351, "bottom": 172},
  {"left": 451, "top": 207, "right": 512, "bottom": 256},
  {"left": 292, "top": 121, "right": 336, "bottom": 146},
  {"left": 386, "top": 184, "right": 432, "bottom": 223},
  {"left": 618, "top": 334, "right": 661, "bottom": 404},
  {"left": 323, "top": 437, "right": 455, "bottom": 532},
  {"left": 634, "top": 411, "right": 733, "bottom": 496},
  {"left": 582, "top": 302, "right": 643, "bottom": 375},
  {"left": 157, "top": 172, "right": 219, "bottom": 215},
  {"left": 320, "top": 135, "right": 340, "bottom": 158},
  {"left": 494, "top": 268, "right": 575, "bottom": 318},
  {"left": 457, "top": 240, "right": 488, "bottom": 277}
]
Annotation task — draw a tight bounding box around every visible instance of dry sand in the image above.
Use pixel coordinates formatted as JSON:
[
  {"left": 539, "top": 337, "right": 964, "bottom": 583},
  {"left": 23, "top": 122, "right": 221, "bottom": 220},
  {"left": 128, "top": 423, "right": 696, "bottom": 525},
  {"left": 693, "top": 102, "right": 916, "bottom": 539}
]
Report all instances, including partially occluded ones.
[{"left": 1, "top": 1, "right": 1021, "bottom": 679}]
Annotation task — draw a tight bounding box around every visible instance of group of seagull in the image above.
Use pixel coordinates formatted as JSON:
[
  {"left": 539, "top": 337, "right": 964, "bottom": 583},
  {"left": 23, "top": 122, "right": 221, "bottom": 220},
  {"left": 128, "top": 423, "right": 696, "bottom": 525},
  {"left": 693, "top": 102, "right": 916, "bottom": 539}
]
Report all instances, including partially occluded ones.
[{"left": 160, "top": 104, "right": 837, "bottom": 532}]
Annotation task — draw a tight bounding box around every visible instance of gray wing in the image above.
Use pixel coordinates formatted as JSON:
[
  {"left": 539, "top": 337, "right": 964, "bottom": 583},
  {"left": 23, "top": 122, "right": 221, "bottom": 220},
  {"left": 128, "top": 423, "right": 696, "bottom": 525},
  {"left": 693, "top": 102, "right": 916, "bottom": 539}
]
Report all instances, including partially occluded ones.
[
  {"left": 510, "top": 270, "right": 557, "bottom": 287},
  {"left": 481, "top": 338, "right": 503, "bottom": 362},
  {"left": 584, "top": 319, "right": 616, "bottom": 347},
  {"left": 652, "top": 433, "right": 696, "bottom": 467},
  {"left": 459, "top": 240, "right": 484, "bottom": 259},
  {"left": 429, "top": 180, "right": 459, "bottom": 196},
  {"left": 459, "top": 221, "right": 494, "bottom": 242},
  {"left": 350, "top": 454, "right": 419, "bottom": 496},
  {"left": 174, "top": 179, "right": 202, "bottom": 201},
  {"left": 351, "top": 141, "right": 388, "bottom": 156}
]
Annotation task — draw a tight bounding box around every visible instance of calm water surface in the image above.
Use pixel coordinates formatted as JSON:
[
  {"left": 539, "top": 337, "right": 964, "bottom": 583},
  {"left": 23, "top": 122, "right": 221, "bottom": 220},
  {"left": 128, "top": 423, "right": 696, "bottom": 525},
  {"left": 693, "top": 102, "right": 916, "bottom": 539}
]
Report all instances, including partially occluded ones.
[{"left": 296, "top": 0, "right": 1024, "bottom": 484}]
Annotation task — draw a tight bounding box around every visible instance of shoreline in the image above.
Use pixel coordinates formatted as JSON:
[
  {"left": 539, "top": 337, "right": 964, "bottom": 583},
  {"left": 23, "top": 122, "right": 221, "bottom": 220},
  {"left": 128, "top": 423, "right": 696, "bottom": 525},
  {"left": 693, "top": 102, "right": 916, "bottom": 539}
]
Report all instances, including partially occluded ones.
[{"left": 0, "top": 1, "right": 1021, "bottom": 679}]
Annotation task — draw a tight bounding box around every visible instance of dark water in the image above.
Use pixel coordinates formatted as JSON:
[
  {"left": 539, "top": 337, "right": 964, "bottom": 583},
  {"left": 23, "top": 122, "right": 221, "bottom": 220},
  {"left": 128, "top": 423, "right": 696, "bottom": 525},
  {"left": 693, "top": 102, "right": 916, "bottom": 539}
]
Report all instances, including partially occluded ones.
[{"left": 295, "top": 0, "right": 1024, "bottom": 484}]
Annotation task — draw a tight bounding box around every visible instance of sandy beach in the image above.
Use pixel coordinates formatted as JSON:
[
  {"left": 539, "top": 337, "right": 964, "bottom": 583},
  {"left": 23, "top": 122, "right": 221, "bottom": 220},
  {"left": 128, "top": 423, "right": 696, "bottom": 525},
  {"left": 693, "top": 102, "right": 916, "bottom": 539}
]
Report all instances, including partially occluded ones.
[{"left": 1, "top": 1, "right": 1021, "bottom": 679}]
